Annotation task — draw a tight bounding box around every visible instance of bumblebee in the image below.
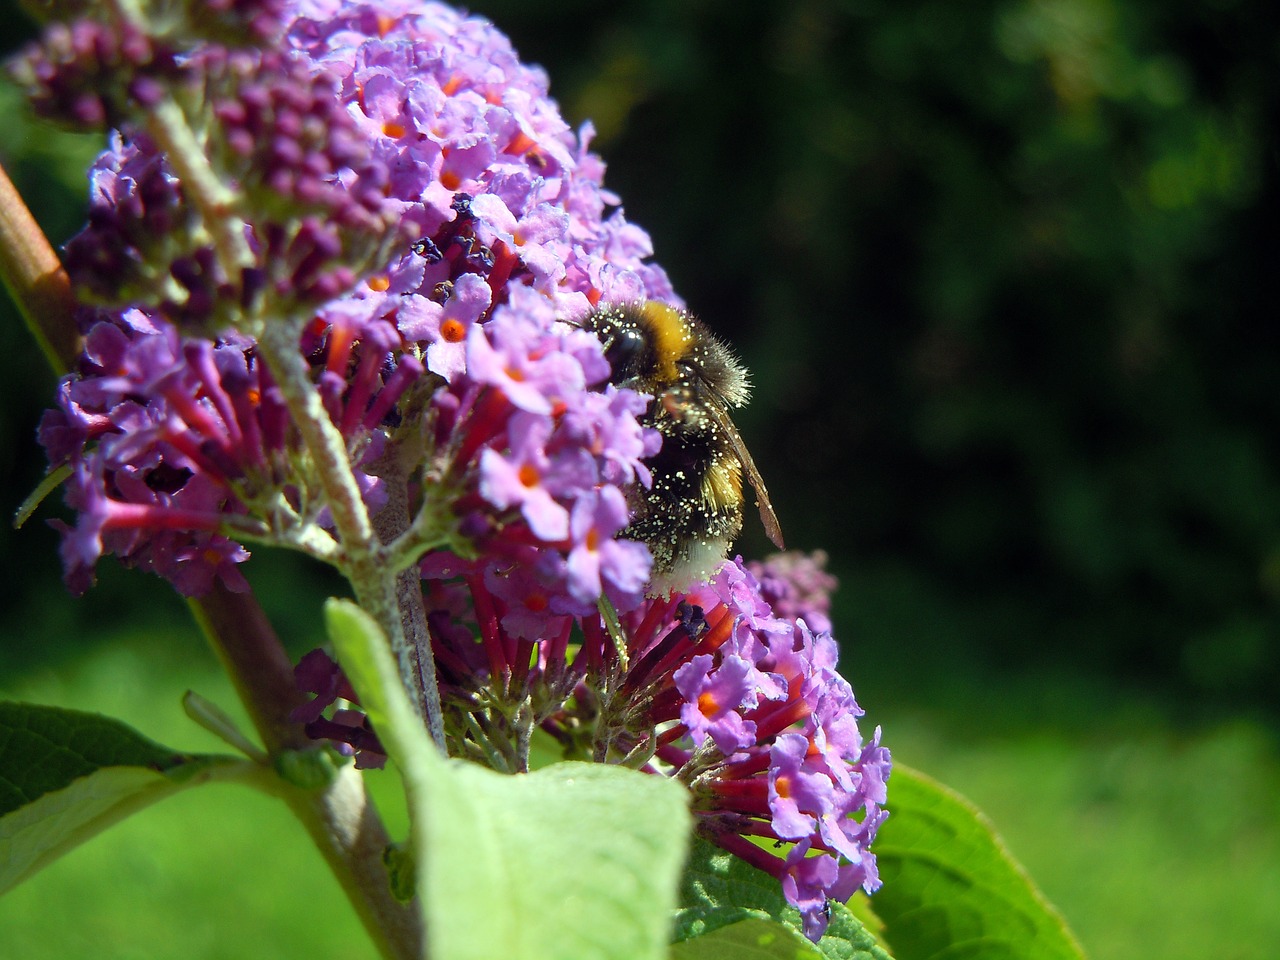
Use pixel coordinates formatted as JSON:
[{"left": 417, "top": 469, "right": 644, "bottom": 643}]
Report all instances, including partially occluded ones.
[{"left": 579, "top": 300, "right": 784, "bottom": 591}]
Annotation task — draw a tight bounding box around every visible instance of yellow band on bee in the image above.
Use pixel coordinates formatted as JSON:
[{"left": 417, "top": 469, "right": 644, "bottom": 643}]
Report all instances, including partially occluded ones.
[
  {"left": 639, "top": 301, "right": 691, "bottom": 385},
  {"left": 701, "top": 455, "right": 743, "bottom": 512}
]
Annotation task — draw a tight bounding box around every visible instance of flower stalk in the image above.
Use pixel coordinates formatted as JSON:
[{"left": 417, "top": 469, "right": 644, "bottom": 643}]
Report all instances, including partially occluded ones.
[
  {"left": 254, "top": 316, "right": 426, "bottom": 699},
  {"left": 190, "top": 586, "right": 423, "bottom": 959},
  {"left": 142, "top": 93, "right": 254, "bottom": 279},
  {"left": 372, "top": 450, "right": 450, "bottom": 749},
  {"left": 0, "top": 162, "right": 80, "bottom": 370}
]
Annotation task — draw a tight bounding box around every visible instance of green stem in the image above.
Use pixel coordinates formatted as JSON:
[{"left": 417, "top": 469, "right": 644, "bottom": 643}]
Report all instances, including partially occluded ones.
[
  {"left": 373, "top": 456, "right": 448, "bottom": 751},
  {"left": 128, "top": 54, "right": 443, "bottom": 748},
  {"left": 256, "top": 319, "right": 443, "bottom": 748},
  {"left": 127, "top": 35, "right": 445, "bottom": 801},
  {"left": 385, "top": 482, "right": 458, "bottom": 574},
  {"left": 141, "top": 94, "right": 254, "bottom": 281},
  {"left": 189, "top": 586, "right": 423, "bottom": 960}
]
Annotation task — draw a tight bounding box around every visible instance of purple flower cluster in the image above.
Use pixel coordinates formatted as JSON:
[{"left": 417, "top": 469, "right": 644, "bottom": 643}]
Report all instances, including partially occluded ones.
[
  {"left": 38, "top": 304, "right": 424, "bottom": 595},
  {"left": 394, "top": 552, "right": 889, "bottom": 940},
  {"left": 748, "top": 549, "right": 839, "bottom": 635},
  {"left": 60, "top": 134, "right": 188, "bottom": 308},
  {"left": 281, "top": 0, "right": 680, "bottom": 340},
  {"left": 620, "top": 560, "right": 888, "bottom": 941},
  {"left": 8, "top": 18, "right": 176, "bottom": 129},
  {"left": 58, "top": 50, "right": 401, "bottom": 328},
  {"left": 293, "top": 648, "right": 387, "bottom": 768},
  {"left": 420, "top": 285, "right": 659, "bottom": 615},
  {"left": 9, "top": 1, "right": 288, "bottom": 129}
]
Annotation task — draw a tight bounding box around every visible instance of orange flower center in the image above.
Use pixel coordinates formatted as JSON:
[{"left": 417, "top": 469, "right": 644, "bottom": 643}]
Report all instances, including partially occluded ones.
[
  {"left": 440, "top": 318, "right": 466, "bottom": 342},
  {"left": 775, "top": 775, "right": 793, "bottom": 800}
]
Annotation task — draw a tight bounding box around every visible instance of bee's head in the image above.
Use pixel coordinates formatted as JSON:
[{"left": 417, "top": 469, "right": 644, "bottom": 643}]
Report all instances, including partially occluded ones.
[
  {"left": 597, "top": 321, "right": 649, "bottom": 386},
  {"left": 577, "top": 301, "right": 693, "bottom": 390},
  {"left": 576, "top": 302, "right": 668, "bottom": 390}
]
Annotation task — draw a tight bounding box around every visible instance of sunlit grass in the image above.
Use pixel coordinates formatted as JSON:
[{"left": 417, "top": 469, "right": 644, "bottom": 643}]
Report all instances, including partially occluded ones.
[
  {"left": 885, "top": 707, "right": 1280, "bottom": 960},
  {"left": 3, "top": 630, "right": 1277, "bottom": 960}
]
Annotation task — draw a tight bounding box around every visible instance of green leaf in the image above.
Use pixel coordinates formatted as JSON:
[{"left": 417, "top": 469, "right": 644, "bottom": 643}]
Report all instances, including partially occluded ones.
[
  {"left": 869, "top": 764, "right": 1086, "bottom": 960},
  {"left": 428, "top": 758, "right": 690, "bottom": 960},
  {"left": 325, "top": 598, "right": 693, "bottom": 960},
  {"left": 0, "top": 701, "right": 242, "bottom": 894},
  {"left": 675, "top": 837, "right": 893, "bottom": 960}
]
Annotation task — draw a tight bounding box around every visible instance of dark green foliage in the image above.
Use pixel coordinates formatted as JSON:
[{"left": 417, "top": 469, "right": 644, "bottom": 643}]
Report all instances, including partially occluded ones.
[
  {"left": 0, "top": 701, "right": 188, "bottom": 816},
  {"left": 462, "top": 0, "right": 1280, "bottom": 709}
]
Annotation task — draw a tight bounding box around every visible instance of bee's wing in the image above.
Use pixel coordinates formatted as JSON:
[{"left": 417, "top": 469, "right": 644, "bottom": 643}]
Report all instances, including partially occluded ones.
[{"left": 703, "top": 398, "right": 785, "bottom": 549}]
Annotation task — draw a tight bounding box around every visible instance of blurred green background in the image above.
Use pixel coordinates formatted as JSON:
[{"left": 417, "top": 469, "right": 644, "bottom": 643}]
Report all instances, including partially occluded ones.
[{"left": 2, "top": 0, "right": 1277, "bottom": 957}]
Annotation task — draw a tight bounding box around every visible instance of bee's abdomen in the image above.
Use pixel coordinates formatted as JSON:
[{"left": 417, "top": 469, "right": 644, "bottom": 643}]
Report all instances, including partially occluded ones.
[{"left": 625, "top": 391, "right": 744, "bottom": 580}]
